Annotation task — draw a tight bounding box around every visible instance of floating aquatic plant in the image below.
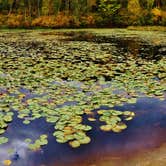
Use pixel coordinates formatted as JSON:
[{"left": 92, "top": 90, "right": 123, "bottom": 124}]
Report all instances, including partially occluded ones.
[
  {"left": 98, "top": 110, "right": 135, "bottom": 132},
  {"left": 3, "top": 159, "right": 12, "bottom": 166},
  {"left": 28, "top": 134, "right": 48, "bottom": 151},
  {"left": 0, "top": 137, "right": 8, "bottom": 145},
  {"left": 0, "top": 30, "right": 165, "bottom": 148}
]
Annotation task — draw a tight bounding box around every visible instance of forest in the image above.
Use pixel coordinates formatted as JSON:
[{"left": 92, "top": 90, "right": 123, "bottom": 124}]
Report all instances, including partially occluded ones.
[{"left": 0, "top": 0, "right": 165, "bottom": 28}]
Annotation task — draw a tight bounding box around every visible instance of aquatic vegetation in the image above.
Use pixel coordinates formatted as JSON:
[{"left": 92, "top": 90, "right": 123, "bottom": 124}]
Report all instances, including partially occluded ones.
[
  {"left": 0, "top": 137, "right": 8, "bottom": 145},
  {"left": 3, "top": 160, "right": 12, "bottom": 166},
  {"left": 0, "top": 30, "right": 165, "bottom": 148},
  {"left": 28, "top": 134, "right": 48, "bottom": 151},
  {"left": 98, "top": 110, "right": 134, "bottom": 132}
]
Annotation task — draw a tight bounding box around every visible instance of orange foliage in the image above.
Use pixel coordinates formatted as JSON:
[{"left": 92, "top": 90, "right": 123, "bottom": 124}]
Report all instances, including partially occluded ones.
[
  {"left": 80, "top": 15, "right": 96, "bottom": 27},
  {"left": 0, "top": 13, "right": 100, "bottom": 28},
  {"left": 152, "top": 8, "right": 162, "bottom": 17},
  {"left": 6, "top": 14, "right": 24, "bottom": 28},
  {"left": 152, "top": 8, "right": 162, "bottom": 23},
  {"left": 32, "top": 16, "right": 56, "bottom": 27},
  {"left": 32, "top": 13, "right": 80, "bottom": 28},
  {"left": 23, "top": 19, "right": 31, "bottom": 28},
  {"left": 54, "top": 13, "right": 73, "bottom": 28},
  {"left": 0, "top": 14, "right": 7, "bottom": 26},
  {"left": 54, "top": 12, "right": 80, "bottom": 28}
]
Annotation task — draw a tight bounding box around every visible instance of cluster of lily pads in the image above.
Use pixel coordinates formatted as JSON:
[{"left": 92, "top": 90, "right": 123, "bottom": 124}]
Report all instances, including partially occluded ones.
[
  {"left": 0, "top": 31, "right": 165, "bottom": 148},
  {"left": 98, "top": 110, "right": 135, "bottom": 132},
  {"left": 25, "top": 134, "right": 48, "bottom": 151}
]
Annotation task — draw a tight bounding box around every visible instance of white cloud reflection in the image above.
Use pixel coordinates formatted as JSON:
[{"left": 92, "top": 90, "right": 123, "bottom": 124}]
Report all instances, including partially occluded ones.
[{"left": 0, "top": 128, "right": 43, "bottom": 166}]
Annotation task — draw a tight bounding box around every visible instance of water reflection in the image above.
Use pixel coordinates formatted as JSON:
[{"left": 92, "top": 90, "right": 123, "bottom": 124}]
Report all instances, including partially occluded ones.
[
  {"left": 60, "top": 31, "right": 166, "bottom": 60},
  {"left": 0, "top": 97, "right": 165, "bottom": 166}
]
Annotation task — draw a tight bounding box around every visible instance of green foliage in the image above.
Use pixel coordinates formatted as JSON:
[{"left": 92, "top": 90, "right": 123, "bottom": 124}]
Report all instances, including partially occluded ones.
[
  {"left": 42, "top": 0, "right": 50, "bottom": 15},
  {"left": 98, "top": 0, "right": 121, "bottom": 17},
  {"left": 147, "top": 0, "right": 155, "bottom": 10},
  {"left": 97, "top": 0, "right": 121, "bottom": 26}
]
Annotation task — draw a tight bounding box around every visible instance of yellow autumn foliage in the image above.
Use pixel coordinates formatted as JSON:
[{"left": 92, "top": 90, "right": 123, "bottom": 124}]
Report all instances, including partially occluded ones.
[
  {"left": 152, "top": 8, "right": 162, "bottom": 17},
  {"left": 127, "top": 0, "right": 141, "bottom": 15}
]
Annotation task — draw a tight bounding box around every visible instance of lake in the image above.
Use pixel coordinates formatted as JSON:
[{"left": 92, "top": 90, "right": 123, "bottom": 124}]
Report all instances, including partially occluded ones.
[{"left": 0, "top": 29, "right": 165, "bottom": 166}]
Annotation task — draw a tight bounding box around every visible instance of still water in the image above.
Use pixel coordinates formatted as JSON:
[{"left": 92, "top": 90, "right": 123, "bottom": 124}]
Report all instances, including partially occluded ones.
[
  {"left": 0, "top": 30, "right": 165, "bottom": 166},
  {"left": 0, "top": 97, "right": 165, "bottom": 166}
]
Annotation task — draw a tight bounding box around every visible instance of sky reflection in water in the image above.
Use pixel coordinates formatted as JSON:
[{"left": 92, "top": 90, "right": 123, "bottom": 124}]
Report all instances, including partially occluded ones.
[{"left": 0, "top": 97, "right": 165, "bottom": 166}]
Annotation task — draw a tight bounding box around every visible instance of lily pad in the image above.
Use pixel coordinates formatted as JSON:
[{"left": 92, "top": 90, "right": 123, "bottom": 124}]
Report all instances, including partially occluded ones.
[
  {"left": 0, "top": 137, "right": 8, "bottom": 144},
  {"left": 69, "top": 140, "right": 80, "bottom": 148}
]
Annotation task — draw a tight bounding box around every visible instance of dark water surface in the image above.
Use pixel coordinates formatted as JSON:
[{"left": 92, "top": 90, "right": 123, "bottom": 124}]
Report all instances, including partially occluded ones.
[
  {"left": 60, "top": 31, "right": 166, "bottom": 60},
  {"left": 0, "top": 97, "right": 165, "bottom": 166}
]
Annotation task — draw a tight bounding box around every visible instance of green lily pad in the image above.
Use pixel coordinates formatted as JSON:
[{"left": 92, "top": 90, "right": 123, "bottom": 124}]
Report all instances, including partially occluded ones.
[
  {"left": 0, "top": 137, "right": 8, "bottom": 144},
  {"left": 79, "top": 136, "right": 91, "bottom": 144},
  {"left": 23, "top": 120, "right": 30, "bottom": 125},
  {"left": 24, "top": 138, "right": 32, "bottom": 143},
  {"left": 69, "top": 140, "right": 80, "bottom": 148},
  {"left": 100, "top": 125, "right": 113, "bottom": 131}
]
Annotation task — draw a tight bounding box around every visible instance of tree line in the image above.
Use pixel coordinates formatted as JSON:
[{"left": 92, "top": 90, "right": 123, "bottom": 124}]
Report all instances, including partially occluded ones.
[{"left": 0, "top": 0, "right": 165, "bottom": 28}]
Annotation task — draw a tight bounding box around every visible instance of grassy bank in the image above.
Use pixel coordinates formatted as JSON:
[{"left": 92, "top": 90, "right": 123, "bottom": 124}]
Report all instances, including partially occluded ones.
[{"left": 127, "top": 26, "right": 166, "bottom": 31}]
